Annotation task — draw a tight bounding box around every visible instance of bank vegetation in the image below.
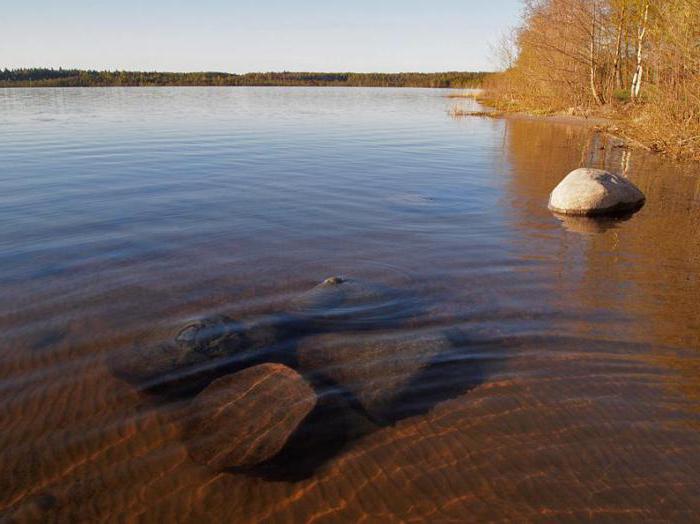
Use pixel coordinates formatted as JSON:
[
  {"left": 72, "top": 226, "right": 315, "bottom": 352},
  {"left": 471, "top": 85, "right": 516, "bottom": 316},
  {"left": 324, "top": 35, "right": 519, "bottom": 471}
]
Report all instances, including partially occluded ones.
[{"left": 484, "top": 0, "right": 700, "bottom": 161}]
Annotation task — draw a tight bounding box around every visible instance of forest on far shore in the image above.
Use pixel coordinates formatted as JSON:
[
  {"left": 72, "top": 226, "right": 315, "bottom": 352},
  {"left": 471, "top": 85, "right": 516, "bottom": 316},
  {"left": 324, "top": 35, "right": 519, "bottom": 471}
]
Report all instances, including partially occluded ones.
[{"left": 0, "top": 69, "right": 487, "bottom": 88}]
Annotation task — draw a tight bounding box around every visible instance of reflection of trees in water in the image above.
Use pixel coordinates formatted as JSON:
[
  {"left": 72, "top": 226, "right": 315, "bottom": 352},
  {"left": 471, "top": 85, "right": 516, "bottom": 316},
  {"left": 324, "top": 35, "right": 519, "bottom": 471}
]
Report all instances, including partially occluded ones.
[
  {"left": 501, "top": 117, "right": 700, "bottom": 405},
  {"left": 579, "top": 132, "right": 632, "bottom": 176}
]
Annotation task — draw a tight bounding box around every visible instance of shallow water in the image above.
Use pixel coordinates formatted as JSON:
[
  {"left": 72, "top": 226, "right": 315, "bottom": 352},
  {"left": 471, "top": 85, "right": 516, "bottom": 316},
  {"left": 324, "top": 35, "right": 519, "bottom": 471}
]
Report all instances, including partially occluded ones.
[{"left": 1, "top": 87, "right": 699, "bottom": 522}]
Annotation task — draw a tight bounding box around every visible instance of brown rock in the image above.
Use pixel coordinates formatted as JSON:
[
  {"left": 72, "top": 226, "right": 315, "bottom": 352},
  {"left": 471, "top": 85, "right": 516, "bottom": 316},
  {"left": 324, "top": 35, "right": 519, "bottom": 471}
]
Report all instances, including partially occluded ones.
[
  {"left": 185, "top": 363, "right": 317, "bottom": 470},
  {"left": 108, "top": 315, "right": 245, "bottom": 390},
  {"left": 108, "top": 315, "right": 290, "bottom": 395},
  {"left": 297, "top": 331, "right": 452, "bottom": 422}
]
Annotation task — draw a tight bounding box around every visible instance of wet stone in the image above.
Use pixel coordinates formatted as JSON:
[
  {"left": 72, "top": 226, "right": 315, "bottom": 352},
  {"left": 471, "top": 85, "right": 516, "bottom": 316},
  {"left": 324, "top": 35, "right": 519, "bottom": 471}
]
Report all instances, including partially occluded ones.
[
  {"left": 548, "top": 168, "right": 645, "bottom": 216},
  {"left": 288, "top": 276, "right": 415, "bottom": 331},
  {"left": 297, "top": 330, "right": 454, "bottom": 423},
  {"left": 184, "top": 363, "right": 317, "bottom": 470},
  {"left": 108, "top": 314, "right": 290, "bottom": 396}
]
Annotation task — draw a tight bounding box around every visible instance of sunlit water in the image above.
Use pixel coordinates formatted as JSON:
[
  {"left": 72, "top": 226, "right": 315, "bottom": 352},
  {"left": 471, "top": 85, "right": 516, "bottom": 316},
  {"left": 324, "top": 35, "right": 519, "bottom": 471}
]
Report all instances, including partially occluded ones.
[{"left": 1, "top": 87, "right": 699, "bottom": 522}]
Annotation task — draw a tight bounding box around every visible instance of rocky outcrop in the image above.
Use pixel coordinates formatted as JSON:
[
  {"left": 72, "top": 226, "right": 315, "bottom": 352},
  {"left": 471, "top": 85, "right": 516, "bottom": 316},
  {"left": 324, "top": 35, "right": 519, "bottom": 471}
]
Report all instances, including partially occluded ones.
[
  {"left": 184, "top": 363, "right": 317, "bottom": 470},
  {"left": 548, "top": 168, "right": 645, "bottom": 216}
]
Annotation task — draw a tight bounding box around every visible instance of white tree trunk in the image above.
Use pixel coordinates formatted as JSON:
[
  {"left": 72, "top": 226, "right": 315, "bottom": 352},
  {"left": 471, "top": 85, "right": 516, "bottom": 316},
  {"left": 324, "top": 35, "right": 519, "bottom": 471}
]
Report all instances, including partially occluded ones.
[
  {"left": 631, "top": 1, "right": 650, "bottom": 101},
  {"left": 612, "top": 5, "right": 626, "bottom": 90},
  {"left": 590, "top": 1, "right": 604, "bottom": 105}
]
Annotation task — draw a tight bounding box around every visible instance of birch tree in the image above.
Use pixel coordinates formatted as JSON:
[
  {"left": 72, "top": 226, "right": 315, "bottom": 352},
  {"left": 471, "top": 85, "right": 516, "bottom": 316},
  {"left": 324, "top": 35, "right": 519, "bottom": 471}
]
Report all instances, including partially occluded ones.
[{"left": 630, "top": 0, "right": 650, "bottom": 101}]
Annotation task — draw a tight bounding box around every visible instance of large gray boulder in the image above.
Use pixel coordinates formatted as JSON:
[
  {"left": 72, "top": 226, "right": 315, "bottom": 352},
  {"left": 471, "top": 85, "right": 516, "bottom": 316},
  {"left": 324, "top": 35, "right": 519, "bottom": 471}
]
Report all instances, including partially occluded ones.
[
  {"left": 184, "top": 363, "right": 317, "bottom": 470},
  {"left": 548, "top": 168, "right": 645, "bottom": 216},
  {"left": 297, "top": 331, "right": 452, "bottom": 422}
]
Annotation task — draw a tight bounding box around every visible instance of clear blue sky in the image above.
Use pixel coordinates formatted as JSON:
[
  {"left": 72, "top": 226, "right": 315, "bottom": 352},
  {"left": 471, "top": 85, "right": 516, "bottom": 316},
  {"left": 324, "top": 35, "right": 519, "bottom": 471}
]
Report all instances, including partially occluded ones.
[{"left": 1, "top": 1, "right": 522, "bottom": 72}]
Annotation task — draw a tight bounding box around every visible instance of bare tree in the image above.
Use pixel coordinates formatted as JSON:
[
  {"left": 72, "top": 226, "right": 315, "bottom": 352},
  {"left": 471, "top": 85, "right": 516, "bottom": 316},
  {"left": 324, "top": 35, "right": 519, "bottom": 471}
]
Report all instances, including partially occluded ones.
[
  {"left": 485, "top": 0, "right": 700, "bottom": 158},
  {"left": 589, "top": 0, "right": 606, "bottom": 104},
  {"left": 630, "top": 0, "right": 650, "bottom": 101},
  {"left": 611, "top": 2, "right": 627, "bottom": 90}
]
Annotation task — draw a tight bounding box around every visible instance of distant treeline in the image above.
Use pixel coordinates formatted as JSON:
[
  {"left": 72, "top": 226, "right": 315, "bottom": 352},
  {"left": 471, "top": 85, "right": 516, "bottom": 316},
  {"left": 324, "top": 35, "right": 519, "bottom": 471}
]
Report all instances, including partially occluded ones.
[{"left": 0, "top": 69, "right": 487, "bottom": 88}]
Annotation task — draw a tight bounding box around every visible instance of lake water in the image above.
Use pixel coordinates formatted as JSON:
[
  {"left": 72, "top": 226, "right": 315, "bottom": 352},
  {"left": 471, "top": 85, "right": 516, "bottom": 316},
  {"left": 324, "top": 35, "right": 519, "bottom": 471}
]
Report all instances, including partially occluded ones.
[{"left": 1, "top": 87, "right": 700, "bottom": 522}]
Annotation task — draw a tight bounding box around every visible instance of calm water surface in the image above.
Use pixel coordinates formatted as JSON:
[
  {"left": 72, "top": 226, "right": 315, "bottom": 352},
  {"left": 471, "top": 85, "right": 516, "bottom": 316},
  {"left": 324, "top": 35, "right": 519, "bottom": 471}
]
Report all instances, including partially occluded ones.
[{"left": 1, "top": 87, "right": 700, "bottom": 522}]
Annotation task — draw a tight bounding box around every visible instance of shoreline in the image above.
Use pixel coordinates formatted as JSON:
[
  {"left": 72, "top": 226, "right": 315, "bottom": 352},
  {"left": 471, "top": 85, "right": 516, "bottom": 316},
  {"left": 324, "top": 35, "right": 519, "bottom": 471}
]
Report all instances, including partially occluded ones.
[
  {"left": 0, "top": 84, "right": 480, "bottom": 90},
  {"left": 450, "top": 94, "right": 693, "bottom": 161},
  {"left": 451, "top": 107, "right": 612, "bottom": 128}
]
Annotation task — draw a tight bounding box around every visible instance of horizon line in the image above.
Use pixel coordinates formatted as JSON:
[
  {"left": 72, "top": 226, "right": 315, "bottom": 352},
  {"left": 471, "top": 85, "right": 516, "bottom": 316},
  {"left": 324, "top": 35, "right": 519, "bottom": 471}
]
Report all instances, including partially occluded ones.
[{"left": 3, "top": 67, "right": 495, "bottom": 74}]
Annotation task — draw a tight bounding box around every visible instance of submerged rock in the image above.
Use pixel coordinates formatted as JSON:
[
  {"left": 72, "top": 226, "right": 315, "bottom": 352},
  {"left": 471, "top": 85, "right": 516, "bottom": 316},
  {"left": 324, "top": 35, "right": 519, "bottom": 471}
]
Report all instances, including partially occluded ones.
[
  {"left": 109, "top": 314, "right": 291, "bottom": 396},
  {"left": 184, "top": 363, "right": 317, "bottom": 470},
  {"left": 548, "top": 168, "right": 645, "bottom": 216},
  {"left": 288, "top": 276, "right": 413, "bottom": 331},
  {"left": 297, "top": 330, "right": 453, "bottom": 422}
]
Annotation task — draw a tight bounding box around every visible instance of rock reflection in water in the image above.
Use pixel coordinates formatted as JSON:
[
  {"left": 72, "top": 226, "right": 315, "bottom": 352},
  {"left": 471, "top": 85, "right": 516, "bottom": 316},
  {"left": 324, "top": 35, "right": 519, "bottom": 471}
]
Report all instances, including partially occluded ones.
[{"left": 554, "top": 211, "right": 636, "bottom": 235}]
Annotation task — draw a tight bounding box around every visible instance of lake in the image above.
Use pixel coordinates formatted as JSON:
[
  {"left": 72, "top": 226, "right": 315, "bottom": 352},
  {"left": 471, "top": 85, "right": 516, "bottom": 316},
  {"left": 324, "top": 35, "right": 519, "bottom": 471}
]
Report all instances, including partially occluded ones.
[{"left": 1, "top": 87, "right": 700, "bottom": 522}]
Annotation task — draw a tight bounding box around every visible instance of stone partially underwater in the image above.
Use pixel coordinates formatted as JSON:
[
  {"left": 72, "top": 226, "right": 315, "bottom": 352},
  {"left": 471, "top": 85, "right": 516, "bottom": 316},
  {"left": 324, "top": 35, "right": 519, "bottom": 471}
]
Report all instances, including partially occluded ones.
[
  {"left": 287, "top": 275, "right": 419, "bottom": 331},
  {"left": 548, "top": 168, "right": 645, "bottom": 217},
  {"left": 107, "top": 276, "right": 486, "bottom": 477}
]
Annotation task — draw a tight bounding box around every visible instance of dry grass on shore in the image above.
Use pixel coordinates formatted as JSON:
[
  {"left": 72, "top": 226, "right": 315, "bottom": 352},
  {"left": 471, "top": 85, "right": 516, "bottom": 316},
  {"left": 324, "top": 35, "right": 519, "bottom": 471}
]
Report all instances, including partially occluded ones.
[
  {"left": 483, "top": 0, "right": 700, "bottom": 163},
  {"left": 445, "top": 91, "right": 481, "bottom": 100},
  {"left": 447, "top": 107, "right": 502, "bottom": 118},
  {"left": 474, "top": 90, "right": 700, "bottom": 162}
]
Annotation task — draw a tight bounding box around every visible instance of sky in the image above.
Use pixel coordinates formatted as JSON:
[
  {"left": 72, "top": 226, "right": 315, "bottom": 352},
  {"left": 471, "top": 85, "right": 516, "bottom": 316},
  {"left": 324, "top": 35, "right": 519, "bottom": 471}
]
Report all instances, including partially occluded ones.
[{"left": 1, "top": 1, "right": 522, "bottom": 73}]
